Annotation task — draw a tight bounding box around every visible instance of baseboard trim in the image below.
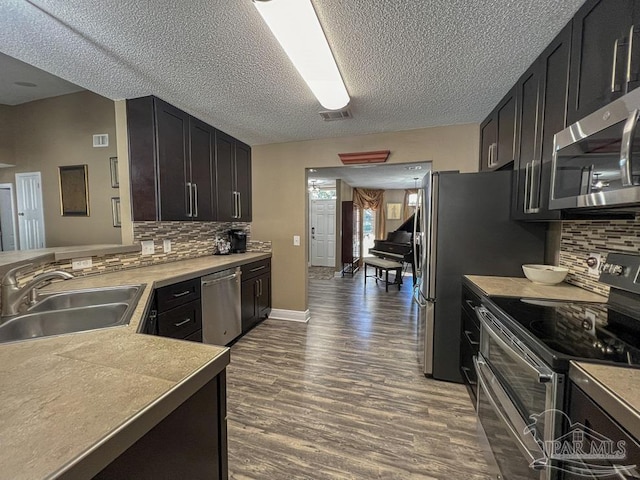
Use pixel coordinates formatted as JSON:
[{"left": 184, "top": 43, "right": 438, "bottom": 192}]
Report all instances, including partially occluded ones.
[{"left": 269, "top": 309, "right": 311, "bottom": 323}]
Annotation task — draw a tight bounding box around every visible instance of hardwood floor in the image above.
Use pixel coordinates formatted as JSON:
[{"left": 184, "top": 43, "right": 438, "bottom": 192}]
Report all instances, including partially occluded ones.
[{"left": 226, "top": 273, "right": 492, "bottom": 479}]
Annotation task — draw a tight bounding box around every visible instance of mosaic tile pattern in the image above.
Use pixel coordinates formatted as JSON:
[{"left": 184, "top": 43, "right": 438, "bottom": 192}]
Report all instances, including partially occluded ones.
[
  {"left": 559, "top": 219, "right": 640, "bottom": 297},
  {"left": 13, "top": 221, "right": 270, "bottom": 287}
]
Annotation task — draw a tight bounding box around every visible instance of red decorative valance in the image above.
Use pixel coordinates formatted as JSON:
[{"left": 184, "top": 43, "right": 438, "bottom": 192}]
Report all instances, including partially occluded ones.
[{"left": 338, "top": 150, "right": 390, "bottom": 165}]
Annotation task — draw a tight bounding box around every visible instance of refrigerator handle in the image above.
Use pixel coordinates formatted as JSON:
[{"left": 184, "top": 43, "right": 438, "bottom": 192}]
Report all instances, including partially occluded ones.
[{"left": 413, "top": 185, "right": 421, "bottom": 277}]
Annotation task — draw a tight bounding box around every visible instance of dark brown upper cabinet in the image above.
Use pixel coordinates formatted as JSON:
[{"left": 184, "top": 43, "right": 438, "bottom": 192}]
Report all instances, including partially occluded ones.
[
  {"left": 567, "top": 0, "right": 640, "bottom": 124},
  {"left": 127, "top": 96, "right": 249, "bottom": 222},
  {"left": 215, "top": 130, "right": 252, "bottom": 222},
  {"left": 512, "top": 25, "right": 571, "bottom": 221},
  {"left": 479, "top": 89, "right": 516, "bottom": 171}
]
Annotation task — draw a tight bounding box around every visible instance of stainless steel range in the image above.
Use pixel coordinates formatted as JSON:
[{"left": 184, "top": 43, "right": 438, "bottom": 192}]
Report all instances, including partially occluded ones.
[{"left": 475, "top": 253, "right": 640, "bottom": 480}]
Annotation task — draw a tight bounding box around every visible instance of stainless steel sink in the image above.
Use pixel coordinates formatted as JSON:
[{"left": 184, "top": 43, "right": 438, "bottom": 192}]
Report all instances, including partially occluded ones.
[
  {"left": 28, "top": 286, "right": 141, "bottom": 313},
  {"left": 0, "top": 304, "right": 129, "bottom": 343},
  {"left": 0, "top": 284, "right": 144, "bottom": 344}
]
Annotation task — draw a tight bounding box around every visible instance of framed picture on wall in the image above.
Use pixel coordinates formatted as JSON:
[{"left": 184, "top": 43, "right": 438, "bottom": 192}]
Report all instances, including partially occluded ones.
[
  {"left": 111, "top": 197, "right": 121, "bottom": 227},
  {"left": 59, "top": 165, "right": 89, "bottom": 216},
  {"left": 109, "top": 157, "right": 119, "bottom": 188},
  {"left": 386, "top": 202, "right": 402, "bottom": 220}
]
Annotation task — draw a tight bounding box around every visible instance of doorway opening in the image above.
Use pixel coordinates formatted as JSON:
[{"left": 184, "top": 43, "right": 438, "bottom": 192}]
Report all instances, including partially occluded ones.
[{"left": 362, "top": 208, "right": 376, "bottom": 257}]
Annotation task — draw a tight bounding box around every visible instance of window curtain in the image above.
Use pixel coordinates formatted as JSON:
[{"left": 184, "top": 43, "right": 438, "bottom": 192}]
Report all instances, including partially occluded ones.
[
  {"left": 353, "top": 188, "right": 385, "bottom": 240},
  {"left": 403, "top": 188, "right": 418, "bottom": 220}
]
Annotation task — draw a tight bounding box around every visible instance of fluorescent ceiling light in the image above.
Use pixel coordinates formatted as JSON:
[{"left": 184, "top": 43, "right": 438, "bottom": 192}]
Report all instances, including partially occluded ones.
[{"left": 253, "top": 0, "right": 350, "bottom": 110}]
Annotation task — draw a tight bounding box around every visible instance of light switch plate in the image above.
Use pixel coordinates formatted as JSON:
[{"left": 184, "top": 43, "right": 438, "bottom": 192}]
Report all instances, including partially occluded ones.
[
  {"left": 163, "top": 239, "right": 172, "bottom": 253},
  {"left": 72, "top": 257, "right": 93, "bottom": 270},
  {"left": 141, "top": 240, "right": 155, "bottom": 256},
  {"left": 293, "top": 235, "right": 300, "bottom": 246}
]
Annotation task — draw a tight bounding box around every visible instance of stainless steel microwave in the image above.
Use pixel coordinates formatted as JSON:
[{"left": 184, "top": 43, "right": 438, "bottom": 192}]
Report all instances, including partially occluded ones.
[{"left": 550, "top": 87, "right": 640, "bottom": 210}]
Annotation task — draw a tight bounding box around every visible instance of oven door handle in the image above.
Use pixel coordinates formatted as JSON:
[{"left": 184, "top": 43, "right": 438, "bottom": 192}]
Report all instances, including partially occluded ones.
[
  {"left": 474, "top": 356, "right": 547, "bottom": 471},
  {"left": 476, "top": 306, "right": 554, "bottom": 384}
]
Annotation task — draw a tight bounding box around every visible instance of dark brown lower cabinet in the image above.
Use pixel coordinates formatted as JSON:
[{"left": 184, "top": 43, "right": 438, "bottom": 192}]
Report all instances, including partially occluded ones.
[
  {"left": 563, "top": 381, "right": 640, "bottom": 479},
  {"left": 241, "top": 259, "right": 272, "bottom": 333},
  {"left": 460, "top": 283, "right": 482, "bottom": 407},
  {"left": 94, "top": 371, "right": 227, "bottom": 479}
]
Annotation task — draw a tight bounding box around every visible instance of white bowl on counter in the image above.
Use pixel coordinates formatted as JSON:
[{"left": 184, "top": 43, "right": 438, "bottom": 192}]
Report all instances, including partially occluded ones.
[{"left": 522, "top": 264, "right": 569, "bottom": 285}]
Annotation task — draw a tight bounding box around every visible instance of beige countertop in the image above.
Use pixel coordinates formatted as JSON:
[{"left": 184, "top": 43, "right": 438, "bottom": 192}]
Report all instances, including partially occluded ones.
[
  {"left": 0, "top": 252, "right": 269, "bottom": 480},
  {"left": 464, "top": 275, "right": 607, "bottom": 302},
  {"left": 570, "top": 362, "right": 640, "bottom": 441}
]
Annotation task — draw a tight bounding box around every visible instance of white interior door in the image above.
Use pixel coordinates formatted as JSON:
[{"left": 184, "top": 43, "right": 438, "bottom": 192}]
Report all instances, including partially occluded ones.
[
  {"left": 0, "top": 184, "right": 17, "bottom": 251},
  {"left": 15, "top": 172, "right": 46, "bottom": 250},
  {"left": 311, "top": 199, "right": 336, "bottom": 267}
]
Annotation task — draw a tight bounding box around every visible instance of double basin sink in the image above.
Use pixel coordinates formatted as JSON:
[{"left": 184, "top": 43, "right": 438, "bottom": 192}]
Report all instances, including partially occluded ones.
[{"left": 0, "top": 285, "right": 144, "bottom": 344}]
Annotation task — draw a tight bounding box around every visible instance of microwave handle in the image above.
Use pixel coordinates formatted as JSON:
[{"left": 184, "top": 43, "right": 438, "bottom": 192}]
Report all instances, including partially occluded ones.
[{"left": 620, "top": 109, "right": 639, "bottom": 187}]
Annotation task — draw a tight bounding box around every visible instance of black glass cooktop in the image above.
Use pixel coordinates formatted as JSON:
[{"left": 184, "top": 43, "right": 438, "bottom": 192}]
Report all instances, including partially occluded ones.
[{"left": 488, "top": 296, "right": 640, "bottom": 368}]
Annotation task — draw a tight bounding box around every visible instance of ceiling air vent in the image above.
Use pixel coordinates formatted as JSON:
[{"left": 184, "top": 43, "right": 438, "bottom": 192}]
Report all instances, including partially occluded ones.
[
  {"left": 319, "top": 107, "right": 352, "bottom": 121},
  {"left": 93, "top": 134, "right": 109, "bottom": 147}
]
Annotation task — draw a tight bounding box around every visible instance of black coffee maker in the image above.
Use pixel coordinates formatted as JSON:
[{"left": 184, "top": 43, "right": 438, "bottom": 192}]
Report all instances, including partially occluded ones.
[{"left": 228, "top": 229, "right": 247, "bottom": 253}]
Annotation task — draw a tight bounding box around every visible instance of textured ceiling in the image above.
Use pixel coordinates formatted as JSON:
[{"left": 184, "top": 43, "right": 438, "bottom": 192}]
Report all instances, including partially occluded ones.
[
  {"left": 0, "top": 0, "right": 586, "bottom": 145},
  {"left": 308, "top": 162, "right": 431, "bottom": 190},
  {"left": 0, "top": 52, "right": 84, "bottom": 105}
]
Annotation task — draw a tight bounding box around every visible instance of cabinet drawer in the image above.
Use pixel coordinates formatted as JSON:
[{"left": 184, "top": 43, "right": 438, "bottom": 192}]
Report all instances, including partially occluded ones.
[
  {"left": 157, "top": 300, "right": 202, "bottom": 339},
  {"left": 156, "top": 278, "right": 201, "bottom": 311},
  {"left": 183, "top": 329, "right": 203, "bottom": 343},
  {"left": 461, "top": 308, "right": 480, "bottom": 349},
  {"left": 461, "top": 285, "right": 482, "bottom": 321},
  {"left": 241, "top": 259, "right": 271, "bottom": 281}
]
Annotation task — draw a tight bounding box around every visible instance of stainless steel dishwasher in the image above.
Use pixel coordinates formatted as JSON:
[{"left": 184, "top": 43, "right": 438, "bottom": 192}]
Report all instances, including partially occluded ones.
[{"left": 201, "top": 267, "right": 241, "bottom": 345}]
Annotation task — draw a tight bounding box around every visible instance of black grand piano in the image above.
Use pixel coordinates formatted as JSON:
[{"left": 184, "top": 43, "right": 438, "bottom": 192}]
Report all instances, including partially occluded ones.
[{"left": 368, "top": 213, "right": 419, "bottom": 285}]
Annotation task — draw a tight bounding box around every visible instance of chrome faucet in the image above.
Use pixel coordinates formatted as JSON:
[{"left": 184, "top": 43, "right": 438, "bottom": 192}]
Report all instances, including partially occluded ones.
[{"left": 1, "top": 264, "right": 74, "bottom": 317}]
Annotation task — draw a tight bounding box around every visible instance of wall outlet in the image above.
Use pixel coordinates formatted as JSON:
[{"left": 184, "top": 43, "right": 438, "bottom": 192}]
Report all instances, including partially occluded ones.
[
  {"left": 587, "top": 252, "right": 602, "bottom": 276},
  {"left": 163, "top": 239, "right": 172, "bottom": 253},
  {"left": 293, "top": 235, "right": 301, "bottom": 246},
  {"left": 72, "top": 257, "right": 93, "bottom": 270},
  {"left": 141, "top": 240, "right": 155, "bottom": 256}
]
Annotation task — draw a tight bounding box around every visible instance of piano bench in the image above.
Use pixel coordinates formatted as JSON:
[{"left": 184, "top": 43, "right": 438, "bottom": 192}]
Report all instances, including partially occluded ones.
[{"left": 363, "top": 258, "right": 403, "bottom": 292}]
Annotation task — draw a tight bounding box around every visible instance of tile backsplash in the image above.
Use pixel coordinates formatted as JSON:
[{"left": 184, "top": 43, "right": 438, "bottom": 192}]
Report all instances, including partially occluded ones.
[
  {"left": 14, "top": 221, "right": 271, "bottom": 286},
  {"left": 559, "top": 219, "right": 640, "bottom": 297}
]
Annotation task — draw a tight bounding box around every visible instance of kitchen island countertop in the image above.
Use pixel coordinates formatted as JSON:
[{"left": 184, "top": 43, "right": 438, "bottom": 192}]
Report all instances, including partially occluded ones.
[
  {"left": 464, "top": 275, "right": 607, "bottom": 302},
  {"left": 0, "top": 252, "right": 270, "bottom": 480}
]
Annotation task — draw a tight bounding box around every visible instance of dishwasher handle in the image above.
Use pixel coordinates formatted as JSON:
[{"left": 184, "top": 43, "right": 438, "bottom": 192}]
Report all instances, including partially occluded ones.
[{"left": 202, "top": 272, "right": 241, "bottom": 287}]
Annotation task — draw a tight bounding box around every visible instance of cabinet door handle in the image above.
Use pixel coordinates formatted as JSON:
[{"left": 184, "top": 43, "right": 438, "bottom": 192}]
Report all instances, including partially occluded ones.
[
  {"left": 464, "top": 299, "right": 477, "bottom": 311},
  {"left": 627, "top": 25, "right": 636, "bottom": 87},
  {"left": 193, "top": 183, "right": 198, "bottom": 218},
  {"left": 524, "top": 161, "right": 531, "bottom": 213},
  {"left": 611, "top": 38, "right": 622, "bottom": 93},
  {"left": 236, "top": 191, "right": 241, "bottom": 219},
  {"left": 232, "top": 191, "right": 239, "bottom": 218},
  {"left": 464, "top": 330, "right": 480, "bottom": 346},
  {"left": 174, "top": 318, "right": 191, "bottom": 327},
  {"left": 250, "top": 265, "right": 266, "bottom": 273},
  {"left": 172, "top": 290, "right": 192, "bottom": 298},
  {"left": 186, "top": 182, "right": 193, "bottom": 217}
]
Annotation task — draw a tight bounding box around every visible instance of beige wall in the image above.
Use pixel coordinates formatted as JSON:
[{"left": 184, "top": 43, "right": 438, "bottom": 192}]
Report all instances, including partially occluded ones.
[
  {"left": 0, "top": 105, "right": 15, "bottom": 166},
  {"left": 0, "top": 91, "right": 122, "bottom": 247},
  {"left": 252, "top": 123, "right": 480, "bottom": 312}
]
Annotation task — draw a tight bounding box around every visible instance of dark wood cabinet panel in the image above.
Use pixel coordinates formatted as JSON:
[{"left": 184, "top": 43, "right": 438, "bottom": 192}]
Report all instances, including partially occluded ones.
[
  {"left": 156, "top": 278, "right": 201, "bottom": 311},
  {"left": 479, "top": 117, "right": 497, "bottom": 172},
  {"left": 568, "top": 0, "right": 636, "bottom": 124},
  {"left": 157, "top": 299, "right": 202, "bottom": 340},
  {"left": 127, "top": 96, "right": 251, "bottom": 222},
  {"left": 127, "top": 96, "right": 158, "bottom": 221},
  {"left": 512, "top": 25, "right": 570, "bottom": 221},
  {"left": 155, "top": 99, "right": 190, "bottom": 221},
  {"left": 189, "top": 117, "right": 215, "bottom": 221},
  {"left": 240, "top": 259, "right": 271, "bottom": 334},
  {"left": 235, "top": 141, "right": 252, "bottom": 221},
  {"left": 563, "top": 382, "right": 640, "bottom": 479},
  {"left": 479, "top": 90, "right": 516, "bottom": 171},
  {"left": 460, "top": 284, "right": 481, "bottom": 407},
  {"left": 95, "top": 374, "right": 227, "bottom": 479},
  {"left": 215, "top": 131, "right": 252, "bottom": 222}
]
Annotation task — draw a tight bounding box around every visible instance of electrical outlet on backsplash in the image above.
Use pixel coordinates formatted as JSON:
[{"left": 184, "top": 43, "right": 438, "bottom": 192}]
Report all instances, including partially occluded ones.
[{"left": 559, "top": 219, "right": 640, "bottom": 297}]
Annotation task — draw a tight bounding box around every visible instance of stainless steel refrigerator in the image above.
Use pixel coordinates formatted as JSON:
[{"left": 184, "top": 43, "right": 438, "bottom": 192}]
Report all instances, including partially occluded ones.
[{"left": 413, "top": 170, "right": 546, "bottom": 382}]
